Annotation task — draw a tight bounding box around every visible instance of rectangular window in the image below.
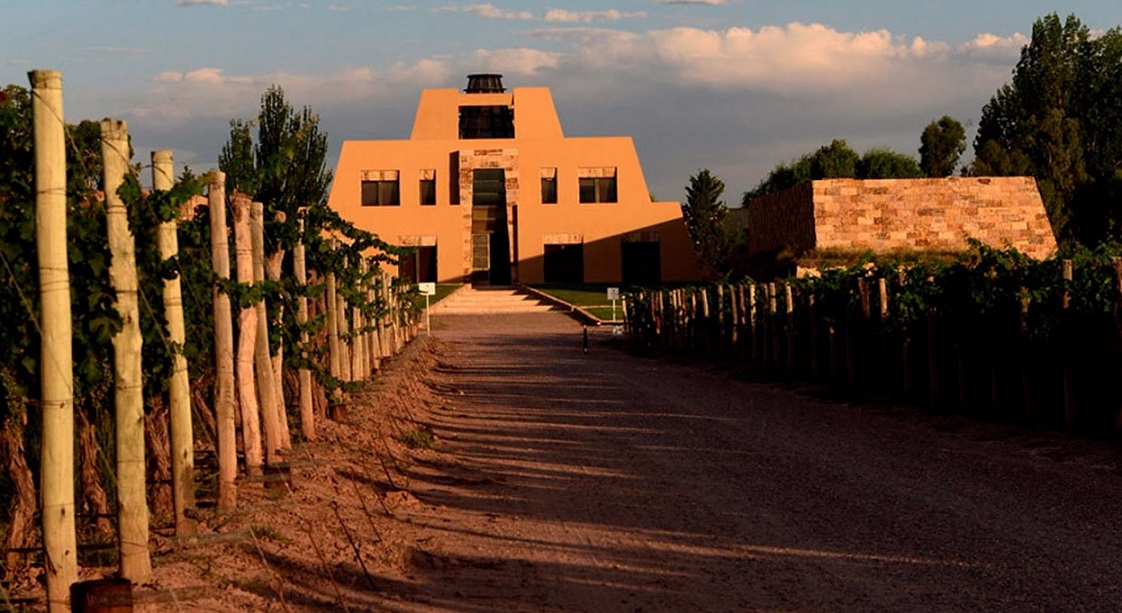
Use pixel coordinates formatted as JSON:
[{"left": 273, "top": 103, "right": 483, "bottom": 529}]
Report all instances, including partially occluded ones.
[
  {"left": 541, "top": 168, "right": 557, "bottom": 204},
  {"left": 473, "top": 168, "right": 506, "bottom": 206},
  {"left": 360, "top": 170, "right": 400, "bottom": 206},
  {"left": 578, "top": 177, "right": 617, "bottom": 203},
  {"left": 419, "top": 169, "right": 436, "bottom": 205},
  {"left": 361, "top": 180, "right": 400, "bottom": 206},
  {"left": 459, "top": 105, "right": 515, "bottom": 139}
]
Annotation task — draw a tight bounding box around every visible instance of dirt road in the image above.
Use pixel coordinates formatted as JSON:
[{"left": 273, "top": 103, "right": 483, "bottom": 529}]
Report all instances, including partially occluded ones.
[{"left": 388, "top": 311, "right": 1122, "bottom": 612}]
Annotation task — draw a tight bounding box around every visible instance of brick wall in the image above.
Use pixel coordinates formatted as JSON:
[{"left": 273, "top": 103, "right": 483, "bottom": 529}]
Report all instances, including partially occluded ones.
[{"left": 742, "top": 177, "right": 1057, "bottom": 260}]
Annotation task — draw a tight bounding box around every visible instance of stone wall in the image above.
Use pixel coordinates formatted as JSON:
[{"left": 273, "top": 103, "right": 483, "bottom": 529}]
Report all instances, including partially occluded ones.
[{"left": 741, "top": 177, "right": 1057, "bottom": 260}]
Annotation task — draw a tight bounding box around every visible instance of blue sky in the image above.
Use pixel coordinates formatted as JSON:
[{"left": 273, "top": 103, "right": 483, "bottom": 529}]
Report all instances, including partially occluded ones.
[{"left": 3, "top": 1, "right": 1122, "bottom": 202}]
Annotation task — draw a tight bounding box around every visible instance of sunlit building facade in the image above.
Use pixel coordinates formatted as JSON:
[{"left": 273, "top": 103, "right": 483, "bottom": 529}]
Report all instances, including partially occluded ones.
[{"left": 327, "top": 74, "right": 702, "bottom": 285}]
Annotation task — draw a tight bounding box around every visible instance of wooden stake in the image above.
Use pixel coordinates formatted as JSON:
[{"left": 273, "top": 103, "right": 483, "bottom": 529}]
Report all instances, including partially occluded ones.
[
  {"left": 232, "top": 195, "right": 263, "bottom": 476},
  {"left": 207, "top": 172, "right": 237, "bottom": 508},
  {"left": 101, "top": 119, "right": 152, "bottom": 582},
  {"left": 264, "top": 212, "right": 290, "bottom": 451},
  {"left": 30, "top": 69, "right": 78, "bottom": 612},
  {"left": 293, "top": 217, "right": 315, "bottom": 441},
  {"left": 251, "top": 202, "right": 282, "bottom": 464},
  {"left": 152, "top": 150, "right": 196, "bottom": 536},
  {"left": 1062, "top": 259, "right": 1076, "bottom": 429}
]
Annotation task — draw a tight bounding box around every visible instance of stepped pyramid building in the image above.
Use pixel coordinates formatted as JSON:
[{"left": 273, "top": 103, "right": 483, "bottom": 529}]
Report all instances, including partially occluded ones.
[{"left": 327, "top": 74, "right": 702, "bottom": 285}]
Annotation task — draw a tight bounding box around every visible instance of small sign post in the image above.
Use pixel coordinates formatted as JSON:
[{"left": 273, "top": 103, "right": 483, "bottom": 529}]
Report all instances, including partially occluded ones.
[
  {"left": 418, "top": 282, "right": 436, "bottom": 335},
  {"left": 607, "top": 287, "right": 620, "bottom": 322}
]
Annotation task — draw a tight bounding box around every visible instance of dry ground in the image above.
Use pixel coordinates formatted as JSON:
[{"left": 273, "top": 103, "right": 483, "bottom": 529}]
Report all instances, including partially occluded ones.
[{"left": 17, "top": 309, "right": 1122, "bottom": 611}]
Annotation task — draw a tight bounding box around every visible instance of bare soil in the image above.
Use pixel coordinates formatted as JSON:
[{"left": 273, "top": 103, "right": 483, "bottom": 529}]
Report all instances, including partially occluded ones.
[{"left": 19, "top": 310, "right": 1122, "bottom": 611}]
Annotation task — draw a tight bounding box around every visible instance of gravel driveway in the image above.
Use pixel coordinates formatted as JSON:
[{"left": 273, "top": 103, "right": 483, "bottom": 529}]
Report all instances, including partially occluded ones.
[{"left": 382, "top": 310, "right": 1122, "bottom": 612}]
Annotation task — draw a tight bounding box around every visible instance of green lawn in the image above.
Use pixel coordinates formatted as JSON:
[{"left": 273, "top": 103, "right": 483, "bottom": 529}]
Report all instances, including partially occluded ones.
[{"left": 527, "top": 283, "right": 627, "bottom": 321}]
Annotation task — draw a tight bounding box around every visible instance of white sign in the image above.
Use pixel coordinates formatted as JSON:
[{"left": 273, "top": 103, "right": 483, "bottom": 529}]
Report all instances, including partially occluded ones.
[
  {"left": 607, "top": 287, "right": 620, "bottom": 301},
  {"left": 418, "top": 282, "right": 436, "bottom": 296}
]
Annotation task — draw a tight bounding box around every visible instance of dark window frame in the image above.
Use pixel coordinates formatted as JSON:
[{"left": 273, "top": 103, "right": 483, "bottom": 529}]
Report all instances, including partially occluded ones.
[
  {"left": 578, "top": 176, "right": 617, "bottom": 203},
  {"left": 419, "top": 175, "right": 436, "bottom": 206},
  {"left": 541, "top": 175, "right": 558, "bottom": 204},
  {"left": 361, "top": 179, "right": 400, "bottom": 206}
]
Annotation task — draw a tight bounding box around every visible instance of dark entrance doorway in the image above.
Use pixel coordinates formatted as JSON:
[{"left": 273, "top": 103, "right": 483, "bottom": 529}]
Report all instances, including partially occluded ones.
[
  {"left": 399, "top": 245, "right": 437, "bottom": 284},
  {"left": 543, "top": 244, "right": 584, "bottom": 284},
  {"left": 621, "top": 241, "right": 661, "bottom": 286},
  {"left": 472, "top": 168, "right": 512, "bottom": 285}
]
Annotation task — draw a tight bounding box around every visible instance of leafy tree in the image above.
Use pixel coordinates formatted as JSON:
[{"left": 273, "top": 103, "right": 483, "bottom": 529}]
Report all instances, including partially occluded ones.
[
  {"left": 919, "top": 116, "right": 966, "bottom": 177},
  {"left": 810, "top": 139, "right": 859, "bottom": 179},
  {"left": 859, "top": 148, "right": 923, "bottom": 179},
  {"left": 219, "top": 85, "right": 332, "bottom": 251},
  {"left": 970, "top": 13, "right": 1096, "bottom": 243},
  {"left": 682, "top": 169, "right": 733, "bottom": 276}
]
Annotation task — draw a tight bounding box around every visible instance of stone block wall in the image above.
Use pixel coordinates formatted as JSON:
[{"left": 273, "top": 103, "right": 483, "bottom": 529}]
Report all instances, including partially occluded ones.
[{"left": 743, "top": 177, "right": 1058, "bottom": 260}]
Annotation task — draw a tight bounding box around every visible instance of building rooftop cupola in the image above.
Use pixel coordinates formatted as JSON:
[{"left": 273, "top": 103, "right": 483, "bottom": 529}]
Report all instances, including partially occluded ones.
[{"left": 465, "top": 74, "right": 505, "bottom": 93}]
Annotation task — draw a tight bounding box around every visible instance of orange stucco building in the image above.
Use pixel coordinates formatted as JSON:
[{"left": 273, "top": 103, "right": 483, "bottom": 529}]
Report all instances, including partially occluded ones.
[{"left": 327, "top": 74, "right": 702, "bottom": 285}]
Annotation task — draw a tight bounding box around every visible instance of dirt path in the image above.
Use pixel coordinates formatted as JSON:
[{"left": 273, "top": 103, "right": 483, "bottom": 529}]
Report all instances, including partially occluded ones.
[
  {"left": 381, "top": 312, "right": 1122, "bottom": 612},
  {"left": 118, "top": 309, "right": 1122, "bottom": 612}
]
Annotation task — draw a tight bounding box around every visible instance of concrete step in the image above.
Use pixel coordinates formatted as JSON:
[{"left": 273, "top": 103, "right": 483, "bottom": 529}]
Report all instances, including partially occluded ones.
[{"left": 433, "top": 287, "right": 560, "bottom": 315}]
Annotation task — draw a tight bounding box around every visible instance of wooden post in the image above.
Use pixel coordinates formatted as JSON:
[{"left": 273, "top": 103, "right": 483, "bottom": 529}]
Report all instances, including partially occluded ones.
[
  {"left": 293, "top": 217, "right": 315, "bottom": 441},
  {"left": 748, "top": 284, "right": 758, "bottom": 364},
  {"left": 251, "top": 202, "right": 282, "bottom": 464},
  {"left": 785, "top": 283, "right": 796, "bottom": 372},
  {"left": 1062, "top": 259, "right": 1076, "bottom": 429},
  {"left": 152, "top": 150, "right": 196, "bottom": 536},
  {"left": 264, "top": 212, "right": 290, "bottom": 451},
  {"left": 101, "top": 119, "right": 152, "bottom": 582},
  {"left": 207, "top": 172, "right": 237, "bottom": 508},
  {"left": 325, "top": 267, "right": 342, "bottom": 389},
  {"left": 768, "top": 283, "right": 779, "bottom": 368},
  {"left": 232, "top": 195, "right": 263, "bottom": 476},
  {"left": 1113, "top": 258, "right": 1122, "bottom": 430},
  {"left": 30, "top": 69, "right": 78, "bottom": 611},
  {"left": 1020, "top": 290, "right": 1035, "bottom": 423},
  {"left": 338, "top": 291, "right": 352, "bottom": 381},
  {"left": 927, "top": 306, "right": 939, "bottom": 407},
  {"left": 879, "top": 278, "right": 890, "bottom": 390},
  {"left": 809, "top": 293, "right": 820, "bottom": 378}
]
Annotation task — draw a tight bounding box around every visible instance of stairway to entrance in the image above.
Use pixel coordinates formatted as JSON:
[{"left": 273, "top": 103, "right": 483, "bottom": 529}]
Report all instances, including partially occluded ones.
[{"left": 432, "top": 286, "right": 561, "bottom": 315}]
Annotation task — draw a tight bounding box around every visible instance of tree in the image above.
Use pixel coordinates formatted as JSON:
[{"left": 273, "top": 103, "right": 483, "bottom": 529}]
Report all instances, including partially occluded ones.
[
  {"left": 970, "top": 13, "right": 1094, "bottom": 242},
  {"left": 682, "top": 169, "right": 733, "bottom": 276},
  {"left": 219, "top": 85, "right": 332, "bottom": 250},
  {"left": 919, "top": 116, "right": 966, "bottom": 177},
  {"left": 810, "top": 139, "right": 859, "bottom": 179},
  {"left": 859, "top": 148, "right": 923, "bottom": 179}
]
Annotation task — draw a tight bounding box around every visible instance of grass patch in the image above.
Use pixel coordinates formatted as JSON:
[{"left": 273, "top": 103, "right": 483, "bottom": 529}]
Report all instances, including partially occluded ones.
[{"left": 399, "top": 426, "right": 436, "bottom": 450}]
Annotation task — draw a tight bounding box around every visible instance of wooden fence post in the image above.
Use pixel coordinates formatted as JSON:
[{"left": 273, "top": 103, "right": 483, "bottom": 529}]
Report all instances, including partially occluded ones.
[
  {"left": 152, "top": 150, "right": 196, "bottom": 536},
  {"left": 232, "top": 194, "right": 263, "bottom": 476},
  {"left": 785, "top": 283, "right": 796, "bottom": 372},
  {"left": 101, "top": 119, "right": 152, "bottom": 582},
  {"left": 250, "top": 202, "right": 282, "bottom": 465},
  {"left": 207, "top": 172, "right": 238, "bottom": 508},
  {"left": 30, "top": 69, "right": 78, "bottom": 611},
  {"left": 1062, "top": 259, "right": 1076, "bottom": 429},
  {"left": 293, "top": 217, "right": 315, "bottom": 441},
  {"left": 264, "top": 212, "right": 290, "bottom": 451}
]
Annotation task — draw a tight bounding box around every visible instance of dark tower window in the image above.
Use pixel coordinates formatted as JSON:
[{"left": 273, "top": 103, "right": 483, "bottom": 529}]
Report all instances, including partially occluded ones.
[{"left": 459, "top": 105, "right": 514, "bottom": 139}]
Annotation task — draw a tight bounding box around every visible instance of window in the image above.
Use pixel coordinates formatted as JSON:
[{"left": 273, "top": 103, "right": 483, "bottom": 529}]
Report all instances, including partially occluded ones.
[
  {"left": 459, "top": 105, "right": 515, "bottom": 139},
  {"left": 578, "top": 167, "right": 617, "bottom": 203},
  {"left": 360, "top": 170, "right": 399, "bottom": 206},
  {"left": 579, "top": 177, "right": 617, "bottom": 203},
  {"left": 541, "top": 168, "right": 557, "bottom": 204},
  {"left": 419, "top": 169, "right": 436, "bottom": 205},
  {"left": 473, "top": 169, "right": 506, "bottom": 206}
]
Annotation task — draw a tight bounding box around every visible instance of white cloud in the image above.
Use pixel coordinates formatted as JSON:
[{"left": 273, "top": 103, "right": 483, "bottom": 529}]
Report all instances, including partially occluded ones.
[
  {"left": 444, "top": 3, "right": 534, "bottom": 20},
  {"left": 123, "top": 21, "right": 1027, "bottom": 199},
  {"left": 657, "top": 0, "right": 728, "bottom": 5},
  {"left": 176, "top": 0, "right": 228, "bottom": 5},
  {"left": 544, "top": 9, "right": 646, "bottom": 23}
]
